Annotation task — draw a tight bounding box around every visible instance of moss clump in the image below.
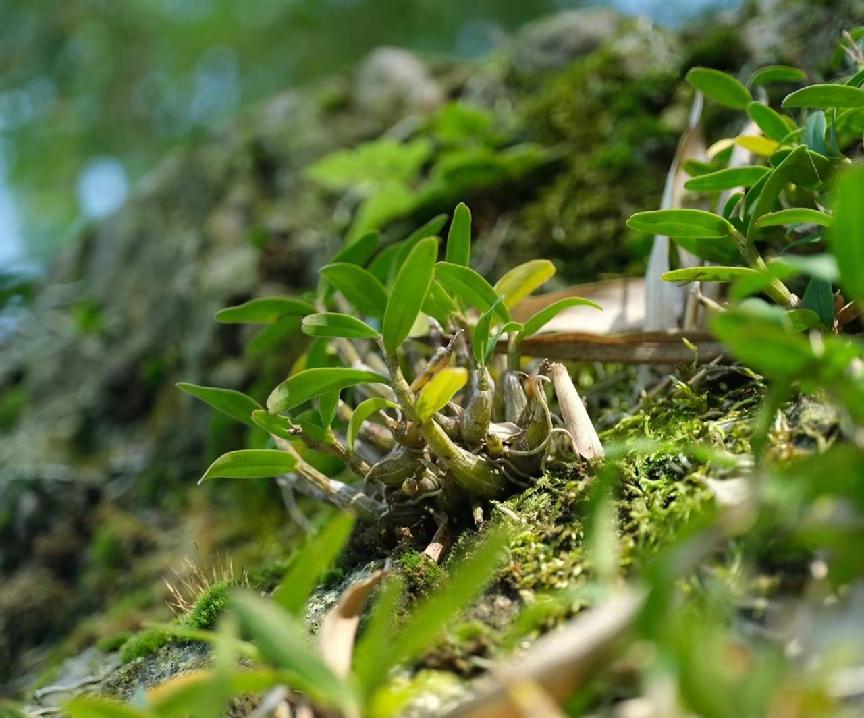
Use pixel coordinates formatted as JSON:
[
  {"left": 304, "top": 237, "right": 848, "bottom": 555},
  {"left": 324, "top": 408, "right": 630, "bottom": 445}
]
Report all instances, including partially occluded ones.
[
  {"left": 184, "top": 581, "right": 230, "bottom": 630},
  {"left": 397, "top": 550, "right": 447, "bottom": 601},
  {"left": 119, "top": 628, "right": 171, "bottom": 663},
  {"left": 96, "top": 631, "right": 133, "bottom": 653}
]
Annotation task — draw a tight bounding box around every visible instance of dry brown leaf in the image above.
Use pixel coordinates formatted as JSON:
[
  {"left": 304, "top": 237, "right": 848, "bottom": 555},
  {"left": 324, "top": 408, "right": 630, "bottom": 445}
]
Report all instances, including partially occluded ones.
[
  {"left": 318, "top": 569, "right": 387, "bottom": 679},
  {"left": 503, "top": 680, "right": 568, "bottom": 718},
  {"left": 548, "top": 362, "right": 603, "bottom": 460}
]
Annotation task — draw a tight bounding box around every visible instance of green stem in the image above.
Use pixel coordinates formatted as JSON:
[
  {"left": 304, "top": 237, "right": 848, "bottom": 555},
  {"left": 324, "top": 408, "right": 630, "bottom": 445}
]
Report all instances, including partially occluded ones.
[{"left": 733, "top": 229, "right": 798, "bottom": 308}]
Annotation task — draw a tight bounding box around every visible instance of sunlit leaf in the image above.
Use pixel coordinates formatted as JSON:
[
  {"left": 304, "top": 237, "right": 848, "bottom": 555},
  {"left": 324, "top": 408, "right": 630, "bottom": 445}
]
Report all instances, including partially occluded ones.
[
  {"left": 446, "top": 202, "right": 471, "bottom": 266},
  {"left": 352, "top": 576, "right": 405, "bottom": 697},
  {"left": 748, "top": 65, "right": 807, "bottom": 87},
  {"left": 494, "top": 259, "right": 556, "bottom": 309},
  {"left": 829, "top": 165, "right": 864, "bottom": 304},
  {"left": 520, "top": 297, "right": 601, "bottom": 338},
  {"left": 268, "top": 368, "right": 390, "bottom": 414},
  {"left": 734, "top": 135, "right": 779, "bottom": 156},
  {"left": 176, "top": 383, "right": 261, "bottom": 428},
  {"left": 627, "top": 209, "right": 734, "bottom": 238},
  {"left": 435, "top": 262, "right": 509, "bottom": 320},
  {"left": 302, "top": 313, "right": 379, "bottom": 339},
  {"left": 755, "top": 208, "right": 834, "bottom": 228},
  {"left": 320, "top": 263, "right": 388, "bottom": 317},
  {"left": 662, "top": 266, "right": 759, "bottom": 283},
  {"left": 199, "top": 449, "right": 297, "bottom": 483},
  {"left": 348, "top": 397, "right": 398, "bottom": 449},
  {"left": 382, "top": 237, "right": 438, "bottom": 353},
  {"left": 686, "top": 67, "right": 752, "bottom": 109},
  {"left": 745, "top": 102, "right": 793, "bottom": 142},
  {"left": 684, "top": 166, "right": 769, "bottom": 192},
  {"left": 274, "top": 513, "right": 356, "bottom": 614},
  {"left": 317, "top": 390, "right": 340, "bottom": 428},
  {"left": 215, "top": 297, "right": 315, "bottom": 324},
  {"left": 65, "top": 696, "right": 156, "bottom": 718},
  {"left": 783, "top": 83, "right": 864, "bottom": 109},
  {"left": 415, "top": 367, "right": 468, "bottom": 422}
]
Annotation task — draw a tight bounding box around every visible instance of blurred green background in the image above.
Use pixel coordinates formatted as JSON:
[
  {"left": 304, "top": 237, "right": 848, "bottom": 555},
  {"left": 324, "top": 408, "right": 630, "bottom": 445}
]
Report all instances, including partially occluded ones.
[{"left": 0, "top": 0, "right": 740, "bottom": 273}]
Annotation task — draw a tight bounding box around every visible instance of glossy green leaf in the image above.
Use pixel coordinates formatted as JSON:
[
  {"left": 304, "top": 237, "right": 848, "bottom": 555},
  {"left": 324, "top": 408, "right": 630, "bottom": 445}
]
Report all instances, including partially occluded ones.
[
  {"left": 472, "top": 298, "right": 502, "bottom": 365},
  {"left": 435, "top": 262, "right": 509, "bottom": 321},
  {"left": 199, "top": 449, "right": 297, "bottom": 483},
  {"left": 521, "top": 297, "right": 602, "bottom": 338},
  {"left": 274, "top": 513, "right": 356, "bottom": 614},
  {"left": 301, "top": 312, "right": 379, "bottom": 339},
  {"left": 230, "top": 592, "right": 354, "bottom": 711},
  {"left": 176, "top": 383, "right": 262, "bottom": 428},
  {"left": 446, "top": 202, "right": 471, "bottom": 266},
  {"left": 268, "top": 368, "right": 390, "bottom": 414},
  {"left": 662, "top": 266, "right": 759, "bottom": 283},
  {"left": 493, "top": 259, "right": 555, "bottom": 309},
  {"left": 422, "top": 278, "right": 460, "bottom": 324},
  {"left": 755, "top": 208, "right": 834, "bottom": 228},
  {"left": 382, "top": 236, "right": 438, "bottom": 353},
  {"left": 415, "top": 367, "right": 468, "bottom": 422},
  {"left": 627, "top": 209, "right": 735, "bottom": 238},
  {"left": 686, "top": 67, "right": 752, "bottom": 109},
  {"left": 250, "top": 410, "right": 295, "bottom": 441},
  {"left": 829, "top": 165, "right": 864, "bottom": 304},
  {"left": 216, "top": 297, "right": 315, "bottom": 324},
  {"left": 802, "top": 277, "right": 834, "bottom": 326},
  {"left": 748, "top": 65, "right": 807, "bottom": 87},
  {"left": 317, "top": 390, "right": 340, "bottom": 428},
  {"left": 348, "top": 397, "right": 398, "bottom": 449},
  {"left": 745, "top": 102, "right": 794, "bottom": 142},
  {"left": 684, "top": 165, "right": 769, "bottom": 192},
  {"left": 749, "top": 146, "right": 816, "bottom": 230},
  {"left": 331, "top": 230, "right": 381, "bottom": 266},
  {"left": 782, "top": 83, "right": 864, "bottom": 109},
  {"left": 320, "top": 263, "right": 388, "bottom": 317},
  {"left": 65, "top": 696, "right": 156, "bottom": 718}
]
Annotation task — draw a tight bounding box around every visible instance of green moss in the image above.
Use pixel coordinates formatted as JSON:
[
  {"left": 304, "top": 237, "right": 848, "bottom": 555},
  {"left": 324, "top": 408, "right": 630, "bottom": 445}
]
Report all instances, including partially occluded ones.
[
  {"left": 96, "top": 631, "right": 133, "bottom": 653},
  {"left": 119, "top": 628, "right": 171, "bottom": 663},
  {"left": 397, "top": 550, "right": 447, "bottom": 601},
  {"left": 183, "top": 582, "right": 230, "bottom": 630}
]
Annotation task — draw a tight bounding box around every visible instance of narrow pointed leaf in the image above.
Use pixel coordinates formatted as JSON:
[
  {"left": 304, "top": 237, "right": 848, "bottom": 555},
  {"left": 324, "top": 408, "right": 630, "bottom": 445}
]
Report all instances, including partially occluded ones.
[
  {"left": 317, "top": 391, "right": 340, "bottom": 428},
  {"left": 521, "top": 297, "right": 602, "bottom": 337},
  {"left": 199, "top": 450, "right": 297, "bottom": 483},
  {"left": 473, "top": 298, "right": 502, "bottom": 365},
  {"left": 382, "top": 237, "right": 438, "bottom": 353},
  {"left": 415, "top": 367, "right": 468, "bottom": 422},
  {"left": 662, "top": 266, "right": 759, "bottom": 283},
  {"left": 268, "top": 368, "right": 390, "bottom": 413},
  {"left": 783, "top": 84, "right": 864, "bottom": 109},
  {"left": 331, "top": 230, "right": 381, "bottom": 266},
  {"left": 348, "top": 397, "right": 398, "bottom": 449},
  {"left": 435, "top": 262, "right": 510, "bottom": 321},
  {"left": 446, "top": 202, "right": 472, "bottom": 266},
  {"left": 829, "top": 165, "right": 864, "bottom": 304},
  {"left": 494, "top": 259, "right": 556, "bottom": 308},
  {"left": 301, "top": 313, "right": 379, "bottom": 339},
  {"left": 686, "top": 67, "right": 752, "bottom": 109},
  {"left": 756, "top": 208, "right": 834, "bottom": 228},
  {"left": 684, "top": 165, "right": 769, "bottom": 192},
  {"left": 320, "top": 263, "right": 388, "bottom": 317},
  {"left": 627, "top": 209, "right": 734, "bottom": 238},
  {"left": 177, "top": 383, "right": 261, "bottom": 428},
  {"left": 216, "top": 297, "right": 315, "bottom": 324}
]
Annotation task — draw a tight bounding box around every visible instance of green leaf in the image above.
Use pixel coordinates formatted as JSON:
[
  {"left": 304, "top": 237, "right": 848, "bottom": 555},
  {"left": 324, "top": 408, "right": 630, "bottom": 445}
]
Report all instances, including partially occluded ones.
[
  {"left": 446, "top": 202, "right": 471, "bottom": 266},
  {"left": 352, "top": 576, "right": 406, "bottom": 697},
  {"left": 230, "top": 592, "right": 355, "bottom": 711},
  {"left": 422, "top": 278, "right": 460, "bottom": 324},
  {"left": 317, "top": 391, "right": 340, "bottom": 428},
  {"left": 380, "top": 527, "right": 509, "bottom": 682},
  {"left": 782, "top": 84, "right": 864, "bottom": 109},
  {"left": 627, "top": 209, "right": 734, "bottom": 238},
  {"left": 348, "top": 397, "right": 398, "bottom": 449},
  {"left": 177, "top": 383, "right": 262, "bottom": 428},
  {"left": 301, "top": 313, "right": 379, "bottom": 339},
  {"left": 686, "top": 67, "right": 752, "bottom": 109},
  {"left": 382, "top": 237, "right": 438, "bottom": 354},
  {"left": 435, "top": 262, "right": 510, "bottom": 321},
  {"left": 684, "top": 166, "right": 770, "bottom": 192},
  {"left": 216, "top": 297, "right": 315, "bottom": 324},
  {"left": 829, "top": 165, "right": 864, "bottom": 304},
  {"left": 199, "top": 449, "right": 297, "bottom": 483},
  {"left": 274, "top": 514, "right": 356, "bottom": 614},
  {"left": 268, "top": 368, "right": 390, "bottom": 414},
  {"left": 662, "top": 266, "right": 759, "bottom": 283},
  {"left": 521, "top": 297, "right": 602, "bottom": 338},
  {"left": 493, "top": 259, "right": 556, "bottom": 309},
  {"left": 66, "top": 696, "right": 156, "bottom": 718},
  {"left": 331, "top": 231, "right": 381, "bottom": 266},
  {"left": 415, "top": 367, "right": 468, "bottom": 422},
  {"left": 745, "top": 102, "right": 794, "bottom": 142},
  {"left": 755, "top": 208, "right": 834, "bottom": 228},
  {"left": 250, "top": 410, "right": 295, "bottom": 441},
  {"left": 802, "top": 277, "right": 834, "bottom": 327},
  {"left": 748, "top": 65, "right": 807, "bottom": 87},
  {"left": 472, "top": 299, "right": 502, "bottom": 365},
  {"left": 749, "top": 146, "right": 819, "bottom": 231},
  {"left": 320, "top": 263, "right": 388, "bottom": 317}
]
